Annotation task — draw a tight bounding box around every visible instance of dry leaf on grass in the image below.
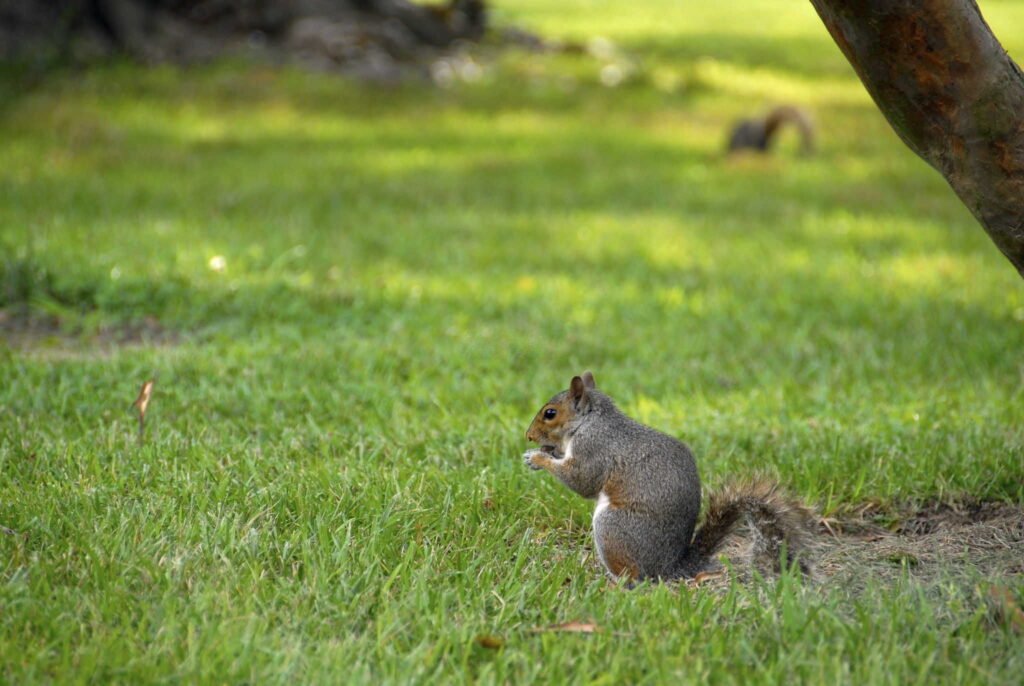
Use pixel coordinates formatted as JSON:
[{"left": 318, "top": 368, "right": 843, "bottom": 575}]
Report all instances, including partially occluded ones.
[
  {"left": 132, "top": 380, "right": 154, "bottom": 415},
  {"left": 687, "top": 569, "right": 727, "bottom": 588},
  {"left": 474, "top": 635, "right": 505, "bottom": 649},
  {"left": 820, "top": 518, "right": 838, "bottom": 538},
  {"left": 532, "top": 621, "right": 600, "bottom": 634},
  {"left": 131, "top": 379, "right": 155, "bottom": 443}
]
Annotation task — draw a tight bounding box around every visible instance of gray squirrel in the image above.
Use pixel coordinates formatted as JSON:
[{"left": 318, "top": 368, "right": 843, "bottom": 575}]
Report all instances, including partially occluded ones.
[
  {"left": 727, "top": 105, "right": 816, "bottom": 155},
  {"left": 523, "top": 372, "right": 816, "bottom": 582}
]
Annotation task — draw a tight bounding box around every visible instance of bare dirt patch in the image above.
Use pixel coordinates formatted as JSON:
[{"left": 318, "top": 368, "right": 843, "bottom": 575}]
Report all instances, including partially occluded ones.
[
  {"left": 817, "top": 501, "right": 1024, "bottom": 591},
  {"left": 692, "top": 499, "right": 1024, "bottom": 608},
  {"left": 0, "top": 308, "right": 179, "bottom": 358}
]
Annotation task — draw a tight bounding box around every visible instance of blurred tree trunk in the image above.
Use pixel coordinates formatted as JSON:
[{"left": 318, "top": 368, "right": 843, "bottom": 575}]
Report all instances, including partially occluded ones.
[
  {"left": 809, "top": 0, "right": 1024, "bottom": 278},
  {"left": 1, "top": 0, "right": 487, "bottom": 80}
]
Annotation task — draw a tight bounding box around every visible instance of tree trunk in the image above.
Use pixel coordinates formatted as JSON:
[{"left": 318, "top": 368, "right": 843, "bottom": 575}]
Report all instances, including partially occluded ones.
[{"left": 809, "top": 0, "right": 1024, "bottom": 277}]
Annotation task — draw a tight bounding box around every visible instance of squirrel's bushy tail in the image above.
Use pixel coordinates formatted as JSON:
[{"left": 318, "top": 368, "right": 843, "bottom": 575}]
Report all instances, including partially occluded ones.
[
  {"left": 763, "top": 105, "right": 815, "bottom": 155},
  {"left": 690, "top": 476, "right": 818, "bottom": 575}
]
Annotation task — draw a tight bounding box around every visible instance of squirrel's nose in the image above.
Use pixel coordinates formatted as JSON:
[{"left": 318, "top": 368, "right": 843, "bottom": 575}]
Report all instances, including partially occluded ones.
[{"left": 526, "top": 428, "right": 535, "bottom": 442}]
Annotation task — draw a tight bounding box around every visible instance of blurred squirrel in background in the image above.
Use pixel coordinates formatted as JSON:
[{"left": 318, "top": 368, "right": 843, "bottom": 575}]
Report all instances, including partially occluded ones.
[
  {"left": 524, "top": 372, "right": 817, "bottom": 583},
  {"left": 727, "top": 105, "right": 815, "bottom": 155}
]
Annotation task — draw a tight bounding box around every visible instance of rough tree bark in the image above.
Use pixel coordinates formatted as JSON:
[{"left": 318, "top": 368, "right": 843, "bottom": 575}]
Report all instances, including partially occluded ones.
[{"left": 809, "top": 0, "right": 1024, "bottom": 277}]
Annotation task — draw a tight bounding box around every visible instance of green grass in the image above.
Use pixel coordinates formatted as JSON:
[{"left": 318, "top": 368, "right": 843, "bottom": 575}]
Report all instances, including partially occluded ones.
[{"left": 2, "top": 0, "right": 1024, "bottom": 682}]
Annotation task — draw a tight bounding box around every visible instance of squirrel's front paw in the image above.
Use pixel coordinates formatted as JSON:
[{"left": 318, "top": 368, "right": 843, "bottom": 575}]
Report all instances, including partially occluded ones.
[{"left": 522, "top": 449, "right": 546, "bottom": 471}]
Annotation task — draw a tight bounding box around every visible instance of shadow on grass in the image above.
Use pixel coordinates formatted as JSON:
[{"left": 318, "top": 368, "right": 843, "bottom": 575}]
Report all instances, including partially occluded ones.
[
  {"left": 0, "top": 106, "right": 961, "bottom": 224},
  {"left": 3, "top": 63, "right": 1020, "bottom": 443},
  {"left": 1, "top": 102, "right": 1015, "bottom": 324}
]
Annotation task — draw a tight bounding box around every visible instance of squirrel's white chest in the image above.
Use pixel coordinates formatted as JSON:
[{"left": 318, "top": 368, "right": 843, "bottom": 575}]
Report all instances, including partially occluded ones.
[
  {"left": 593, "top": 490, "right": 610, "bottom": 525},
  {"left": 553, "top": 437, "right": 573, "bottom": 465}
]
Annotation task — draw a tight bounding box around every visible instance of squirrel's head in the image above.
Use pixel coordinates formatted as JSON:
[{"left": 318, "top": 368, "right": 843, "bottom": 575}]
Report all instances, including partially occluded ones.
[{"left": 525, "top": 371, "right": 597, "bottom": 450}]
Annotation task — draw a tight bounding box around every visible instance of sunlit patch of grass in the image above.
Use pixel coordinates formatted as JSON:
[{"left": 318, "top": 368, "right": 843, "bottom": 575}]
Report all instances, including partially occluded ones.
[
  {"left": 875, "top": 252, "right": 989, "bottom": 294},
  {"left": 688, "top": 57, "right": 870, "bottom": 105}
]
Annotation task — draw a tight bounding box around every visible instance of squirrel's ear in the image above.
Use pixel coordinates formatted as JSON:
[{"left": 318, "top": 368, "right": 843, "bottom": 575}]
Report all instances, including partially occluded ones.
[
  {"left": 570, "top": 375, "right": 588, "bottom": 408},
  {"left": 581, "top": 371, "right": 596, "bottom": 389}
]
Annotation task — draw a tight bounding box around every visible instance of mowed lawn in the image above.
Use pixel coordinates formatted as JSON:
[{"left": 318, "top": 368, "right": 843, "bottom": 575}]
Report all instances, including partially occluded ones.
[{"left": 2, "top": 0, "right": 1023, "bottom": 683}]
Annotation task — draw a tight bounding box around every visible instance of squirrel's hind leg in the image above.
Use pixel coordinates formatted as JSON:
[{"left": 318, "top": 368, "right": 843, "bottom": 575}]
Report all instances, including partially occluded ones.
[{"left": 593, "top": 508, "right": 684, "bottom": 583}]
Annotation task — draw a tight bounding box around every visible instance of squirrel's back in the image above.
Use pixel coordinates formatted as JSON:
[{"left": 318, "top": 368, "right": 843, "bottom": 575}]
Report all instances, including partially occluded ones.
[{"left": 579, "top": 391, "right": 700, "bottom": 514}]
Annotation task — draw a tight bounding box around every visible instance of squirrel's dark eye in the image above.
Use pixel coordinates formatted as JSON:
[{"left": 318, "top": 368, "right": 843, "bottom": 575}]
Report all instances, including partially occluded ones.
[{"left": 543, "top": 408, "right": 557, "bottom": 420}]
